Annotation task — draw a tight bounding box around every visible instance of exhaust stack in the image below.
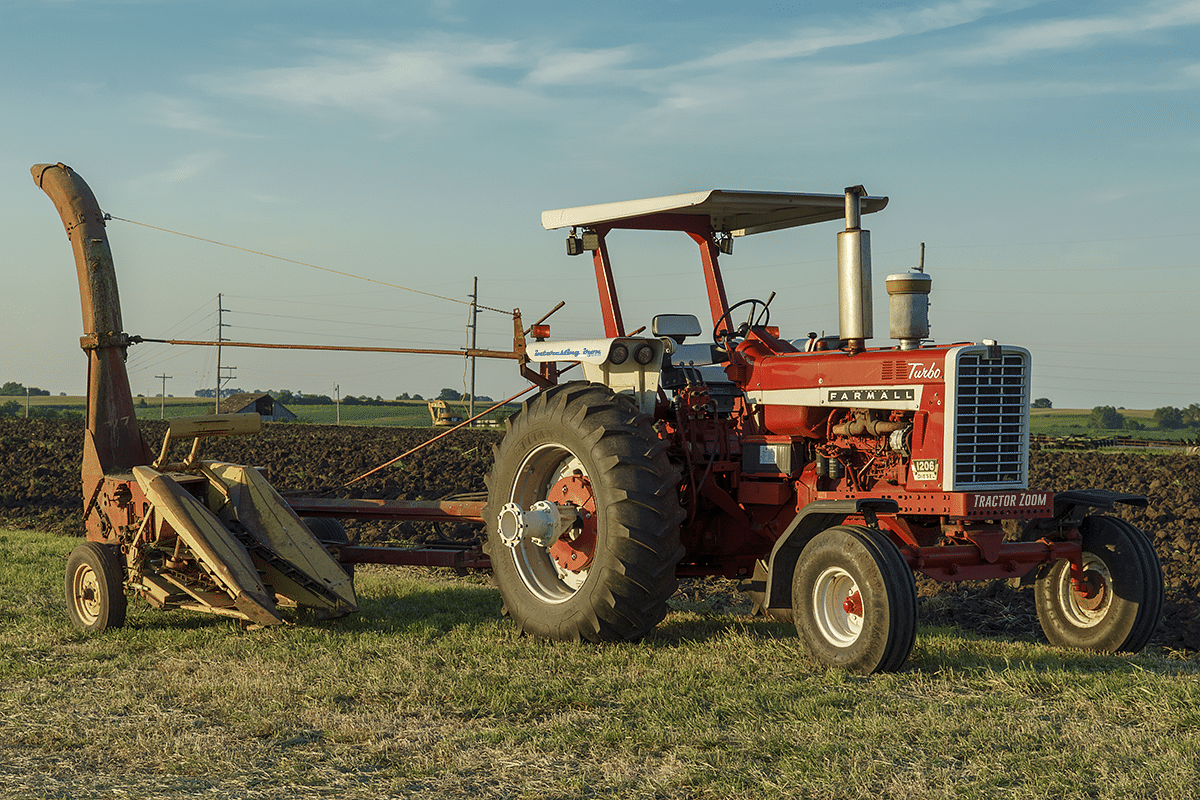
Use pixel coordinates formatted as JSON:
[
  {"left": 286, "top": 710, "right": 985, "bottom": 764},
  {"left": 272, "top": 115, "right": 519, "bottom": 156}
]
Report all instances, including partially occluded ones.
[{"left": 837, "top": 186, "right": 873, "bottom": 353}]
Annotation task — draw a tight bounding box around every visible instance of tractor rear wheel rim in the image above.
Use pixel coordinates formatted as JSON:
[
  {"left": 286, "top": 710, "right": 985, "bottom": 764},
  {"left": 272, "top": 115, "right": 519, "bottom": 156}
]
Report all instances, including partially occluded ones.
[
  {"left": 812, "top": 566, "right": 863, "bottom": 646},
  {"left": 507, "top": 444, "right": 594, "bottom": 604}
]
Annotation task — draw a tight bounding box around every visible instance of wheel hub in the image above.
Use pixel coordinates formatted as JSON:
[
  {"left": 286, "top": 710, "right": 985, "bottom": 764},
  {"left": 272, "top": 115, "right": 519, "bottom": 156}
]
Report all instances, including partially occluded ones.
[
  {"left": 1072, "top": 570, "right": 1108, "bottom": 612},
  {"left": 842, "top": 590, "right": 863, "bottom": 617},
  {"left": 1058, "top": 553, "right": 1114, "bottom": 627},
  {"left": 547, "top": 474, "right": 597, "bottom": 570},
  {"left": 72, "top": 564, "right": 102, "bottom": 625},
  {"left": 812, "top": 566, "right": 864, "bottom": 647}
]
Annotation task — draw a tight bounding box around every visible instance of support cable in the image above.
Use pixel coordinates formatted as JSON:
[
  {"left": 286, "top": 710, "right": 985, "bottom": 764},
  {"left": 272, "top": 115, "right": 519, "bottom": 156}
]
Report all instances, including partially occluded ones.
[{"left": 105, "top": 215, "right": 513, "bottom": 315}]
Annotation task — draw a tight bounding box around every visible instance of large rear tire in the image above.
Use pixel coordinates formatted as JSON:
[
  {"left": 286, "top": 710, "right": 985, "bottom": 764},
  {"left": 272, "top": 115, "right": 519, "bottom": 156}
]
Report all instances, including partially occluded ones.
[
  {"left": 1035, "top": 515, "right": 1163, "bottom": 653},
  {"left": 791, "top": 526, "right": 918, "bottom": 674},
  {"left": 483, "top": 382, "right": 685, "bottom": 642},
  {"left": 65, "top": 542, "right": 127, "bottom": 632}
]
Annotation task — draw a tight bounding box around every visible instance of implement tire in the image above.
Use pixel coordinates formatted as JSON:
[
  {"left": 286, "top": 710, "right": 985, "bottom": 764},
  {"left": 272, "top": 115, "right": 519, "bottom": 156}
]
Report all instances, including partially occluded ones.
[
  {"left": 65, "top": 542, "right": 127, "bottom": 633},
  {"left": 306, "top": 516, "right": 355, "bottom": 582},
  {"left": 484, "top": 382, "right": 685, "bottom": 642}
]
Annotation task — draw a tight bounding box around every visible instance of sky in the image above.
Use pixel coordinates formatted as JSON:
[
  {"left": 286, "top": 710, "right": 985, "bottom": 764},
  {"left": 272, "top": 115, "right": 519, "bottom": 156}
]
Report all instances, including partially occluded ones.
[{"left": 2, "top": 0, "right": 1198, "bottom": 411}]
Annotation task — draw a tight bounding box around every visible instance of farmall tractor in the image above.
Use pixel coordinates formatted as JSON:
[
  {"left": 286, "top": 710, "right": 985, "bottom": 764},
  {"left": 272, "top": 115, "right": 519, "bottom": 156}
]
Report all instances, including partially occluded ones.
[
  {"left": 484, "top": 185, "right": 1164, "bottom": 673},
  {"left": 35, "top": 163, "right": 1163, "bottom": 674}
]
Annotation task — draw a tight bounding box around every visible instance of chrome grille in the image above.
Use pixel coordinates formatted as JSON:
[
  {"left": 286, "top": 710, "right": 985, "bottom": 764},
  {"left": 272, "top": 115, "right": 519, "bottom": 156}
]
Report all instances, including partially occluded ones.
[{"left": 950, "top": 348, "right": 1029, "bottom": 489}]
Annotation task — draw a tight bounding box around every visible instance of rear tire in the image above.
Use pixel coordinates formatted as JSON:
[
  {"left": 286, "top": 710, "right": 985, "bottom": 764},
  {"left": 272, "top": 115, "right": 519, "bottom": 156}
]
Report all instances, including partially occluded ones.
[
  {"left": 791, "top": 526, "right": 917, "bottom": 673},
  {"left": 484, "top": 382, "right": 685, "bottom": 642},
  {"left": 65, "top": 542, "right": 127, "bottom": 632},
  {"left": 1035, "top": 515, "right": 1163, "bottom": 653}
]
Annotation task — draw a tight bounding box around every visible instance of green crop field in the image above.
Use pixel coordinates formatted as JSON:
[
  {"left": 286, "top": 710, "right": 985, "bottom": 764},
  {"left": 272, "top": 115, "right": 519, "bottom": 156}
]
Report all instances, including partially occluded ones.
[
  {"left": 3, "top": 528, "right": 1198, "bottom": 799},
  {"left": 1030, "top": 408, "right": 1196, "bottom": 440},
  {"left": 6, "top": 395, "right": 511, "bottom": 428},
  {"left": 9, "top": 397, "right": 1193, "bottom": 439}
]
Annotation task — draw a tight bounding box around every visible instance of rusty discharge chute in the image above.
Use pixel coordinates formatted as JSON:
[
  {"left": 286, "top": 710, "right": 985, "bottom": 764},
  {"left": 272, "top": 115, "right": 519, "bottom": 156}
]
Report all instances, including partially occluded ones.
[{"left": 32, "top": 163, "right": 153, "bottom": 489}]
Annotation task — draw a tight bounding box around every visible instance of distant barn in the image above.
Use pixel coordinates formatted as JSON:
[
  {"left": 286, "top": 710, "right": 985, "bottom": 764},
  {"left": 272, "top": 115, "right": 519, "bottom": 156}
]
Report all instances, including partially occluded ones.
[{"left": 218, "top": 392, "right": 297, "bottom": 422}]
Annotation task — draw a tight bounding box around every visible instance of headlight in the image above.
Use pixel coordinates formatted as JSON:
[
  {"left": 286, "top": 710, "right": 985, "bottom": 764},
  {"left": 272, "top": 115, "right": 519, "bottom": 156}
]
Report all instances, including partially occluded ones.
[
  {"left": 609, "top": 343, "right": 629, "bottom": 365},
  {"left": 634, "top": 344, "right": 655, "bottom": 365}
]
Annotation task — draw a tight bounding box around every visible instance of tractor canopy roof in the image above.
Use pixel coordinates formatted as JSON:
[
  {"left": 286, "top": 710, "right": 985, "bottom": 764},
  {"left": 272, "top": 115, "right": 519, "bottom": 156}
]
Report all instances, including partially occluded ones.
[{"left": 541, "top": 189, "right": 888, "bottom": 237}]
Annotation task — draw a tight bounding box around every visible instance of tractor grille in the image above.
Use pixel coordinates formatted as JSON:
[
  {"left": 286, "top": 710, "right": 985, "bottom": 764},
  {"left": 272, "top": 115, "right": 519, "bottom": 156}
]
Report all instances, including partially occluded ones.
[{"left": 948, "top": 347, "right": 1030, "bottom": 490}]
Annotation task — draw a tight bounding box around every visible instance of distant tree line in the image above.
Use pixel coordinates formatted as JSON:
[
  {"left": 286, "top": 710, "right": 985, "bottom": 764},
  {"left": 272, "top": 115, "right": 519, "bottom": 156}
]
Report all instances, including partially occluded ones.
[
  {"left": 0, "top": 400, "right": 80, "bottom": 420},
  {"left": 194, "top": 388, "right": 246, "bottom": 399},
  {"left": 240, "top": 388, "right": 496, "bottom": 405},
  {"left": 1, "top": 382, "right": 49, "bottom": 396},
  {"left": 1088, "top": 404, "right": 1200, "bottom": 432}
]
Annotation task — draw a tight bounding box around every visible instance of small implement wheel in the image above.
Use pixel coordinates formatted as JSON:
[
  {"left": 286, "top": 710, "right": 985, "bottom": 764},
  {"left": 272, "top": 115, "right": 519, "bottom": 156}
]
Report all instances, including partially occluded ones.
[
  {"left": 1035, "top": 515, "right": 1163, "bottom": 653},
  {"left": 306, "top": 516, "right": 355, "bottom": 581},
  {"left": 792, "top": 526, "right": 917, "bottom": 674},
  {"left": 484, "top": 382, "right": 684, "bottom": 642},
  {"left": 64, "top": 542, "right": 127, "bottom": 632}
]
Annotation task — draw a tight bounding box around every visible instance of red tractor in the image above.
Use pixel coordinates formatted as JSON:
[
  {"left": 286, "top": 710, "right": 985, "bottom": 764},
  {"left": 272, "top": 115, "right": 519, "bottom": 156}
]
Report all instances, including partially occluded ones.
[
  {"left": 35, "top": 162, "right": 1161, "bottom": 674},
  {"left": 483, "top": 186, "right": 1163, "bottom": 672}
]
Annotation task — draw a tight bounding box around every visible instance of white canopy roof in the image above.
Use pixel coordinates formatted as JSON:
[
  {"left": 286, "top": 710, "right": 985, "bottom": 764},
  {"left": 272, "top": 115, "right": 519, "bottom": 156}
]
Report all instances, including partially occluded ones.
[{"left": 541, "top": 189, "right": 888, "bottom": 237}]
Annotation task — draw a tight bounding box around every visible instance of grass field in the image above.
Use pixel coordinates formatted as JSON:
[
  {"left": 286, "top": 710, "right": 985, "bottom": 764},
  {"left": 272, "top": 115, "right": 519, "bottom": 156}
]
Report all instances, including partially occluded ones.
[{"left": 3, "top": 528, "right": 1199, "bottom": 799}]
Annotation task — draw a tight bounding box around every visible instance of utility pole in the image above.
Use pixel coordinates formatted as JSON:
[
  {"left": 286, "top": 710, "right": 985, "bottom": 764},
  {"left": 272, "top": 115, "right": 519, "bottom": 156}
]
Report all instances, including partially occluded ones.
[
  {"left": 156, "top": 374, "right": 172, "bottom": 419},
  {"left": 218, "top": 366, "right": 237, "bottom": 409},
  {"left": 468, "top": 276, "right": 478, "bottom": 424},
  {"left": 213, "top": 293, "right": 233, "bottom": 412},
  {"left": 334, "top": 384, "right": 341, "bottom": 425},
  {"left": 214, "top": 294, "right": 224, "bottom": 412}
]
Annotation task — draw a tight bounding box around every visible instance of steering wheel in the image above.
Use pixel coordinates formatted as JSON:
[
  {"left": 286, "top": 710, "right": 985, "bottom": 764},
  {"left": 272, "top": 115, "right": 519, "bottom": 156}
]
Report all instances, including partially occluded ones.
[{"left": 714, "top": 298, "right": 771, "bottom": 346}]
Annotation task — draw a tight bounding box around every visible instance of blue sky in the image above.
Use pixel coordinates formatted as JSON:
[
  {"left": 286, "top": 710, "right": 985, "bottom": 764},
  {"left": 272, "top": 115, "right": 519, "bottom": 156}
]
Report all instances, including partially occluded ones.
[{"left": 3, "top": 0, "right": 1197, "bottom": 410}]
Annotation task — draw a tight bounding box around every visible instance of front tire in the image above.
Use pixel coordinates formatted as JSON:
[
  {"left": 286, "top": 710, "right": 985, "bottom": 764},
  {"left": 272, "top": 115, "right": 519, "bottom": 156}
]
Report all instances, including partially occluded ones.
[
  {"left": 791, "top": 526, "right": 917, "bottom": 674},
  {"left": 65, "top": 542, "right": 127, "bottom": 632},
  {"left": 483, "top": 382, "right": 685, "bottom": 642},
  {"left": 1035, "top": 515, "right": 1163, "bottom": 653}
]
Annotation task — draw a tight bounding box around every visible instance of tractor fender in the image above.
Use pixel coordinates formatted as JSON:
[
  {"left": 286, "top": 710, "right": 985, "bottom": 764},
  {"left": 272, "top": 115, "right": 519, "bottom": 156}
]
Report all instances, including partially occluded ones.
[
  {"left": 1052, "top": 488, "right": 1148, "bottom": 517},
  {"left": 1021, "top": 488, "right": 1148, "bottom": 540},
  {"left": 761, "top": 497, "right": 900, "bottom": 621},
  {"left": 527, "top": 337, "right": 667, "bottom": 415}
]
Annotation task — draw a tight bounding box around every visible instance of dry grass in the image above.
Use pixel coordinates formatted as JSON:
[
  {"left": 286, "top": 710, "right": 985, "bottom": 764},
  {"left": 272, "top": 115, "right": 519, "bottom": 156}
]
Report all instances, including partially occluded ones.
[{"left": 3, "top": 530, "right": 1200, "bottom": 799}]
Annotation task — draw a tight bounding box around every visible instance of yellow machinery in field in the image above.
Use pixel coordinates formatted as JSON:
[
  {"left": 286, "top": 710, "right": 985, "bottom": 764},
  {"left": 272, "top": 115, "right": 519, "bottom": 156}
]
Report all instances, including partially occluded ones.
[{"left": 428, "top": 399, "right": 464, "bottom": 427}]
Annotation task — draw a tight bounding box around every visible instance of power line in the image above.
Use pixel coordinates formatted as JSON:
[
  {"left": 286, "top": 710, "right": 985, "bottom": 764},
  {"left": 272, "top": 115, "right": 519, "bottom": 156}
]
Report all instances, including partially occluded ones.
[{"left": 106, "top": 214, "right": 513, "bottom": 316}]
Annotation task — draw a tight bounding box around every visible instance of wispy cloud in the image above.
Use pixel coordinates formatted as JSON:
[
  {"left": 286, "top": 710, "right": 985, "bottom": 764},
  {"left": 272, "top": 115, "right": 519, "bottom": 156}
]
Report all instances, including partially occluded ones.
[
  {"left": 200, "top": 0, "right": 1200, "bottom": 131},
  {"left": 683, "top": 0, "right": 1030, "bottom": 71},
  {"left": 217, "top": 37, "right": 536, "bottom": 123},
  {"left": 135, "top": 151, "right": 224, "bottom": 188},
  {"left": 959, "top": 0, "right": 1200, "bottom": 63},
  {"left": 525, "top": 47, "right": 636, "bottom": 86},
  {"left": 143, "top": 94, "right": 233, "bottom": 134}
]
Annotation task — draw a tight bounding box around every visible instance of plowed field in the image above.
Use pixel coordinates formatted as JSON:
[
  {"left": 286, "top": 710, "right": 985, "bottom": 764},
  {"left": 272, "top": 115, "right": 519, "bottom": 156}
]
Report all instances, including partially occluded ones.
[{"left": 4, "top": 418, "right": 1197, "bottom": 652}]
